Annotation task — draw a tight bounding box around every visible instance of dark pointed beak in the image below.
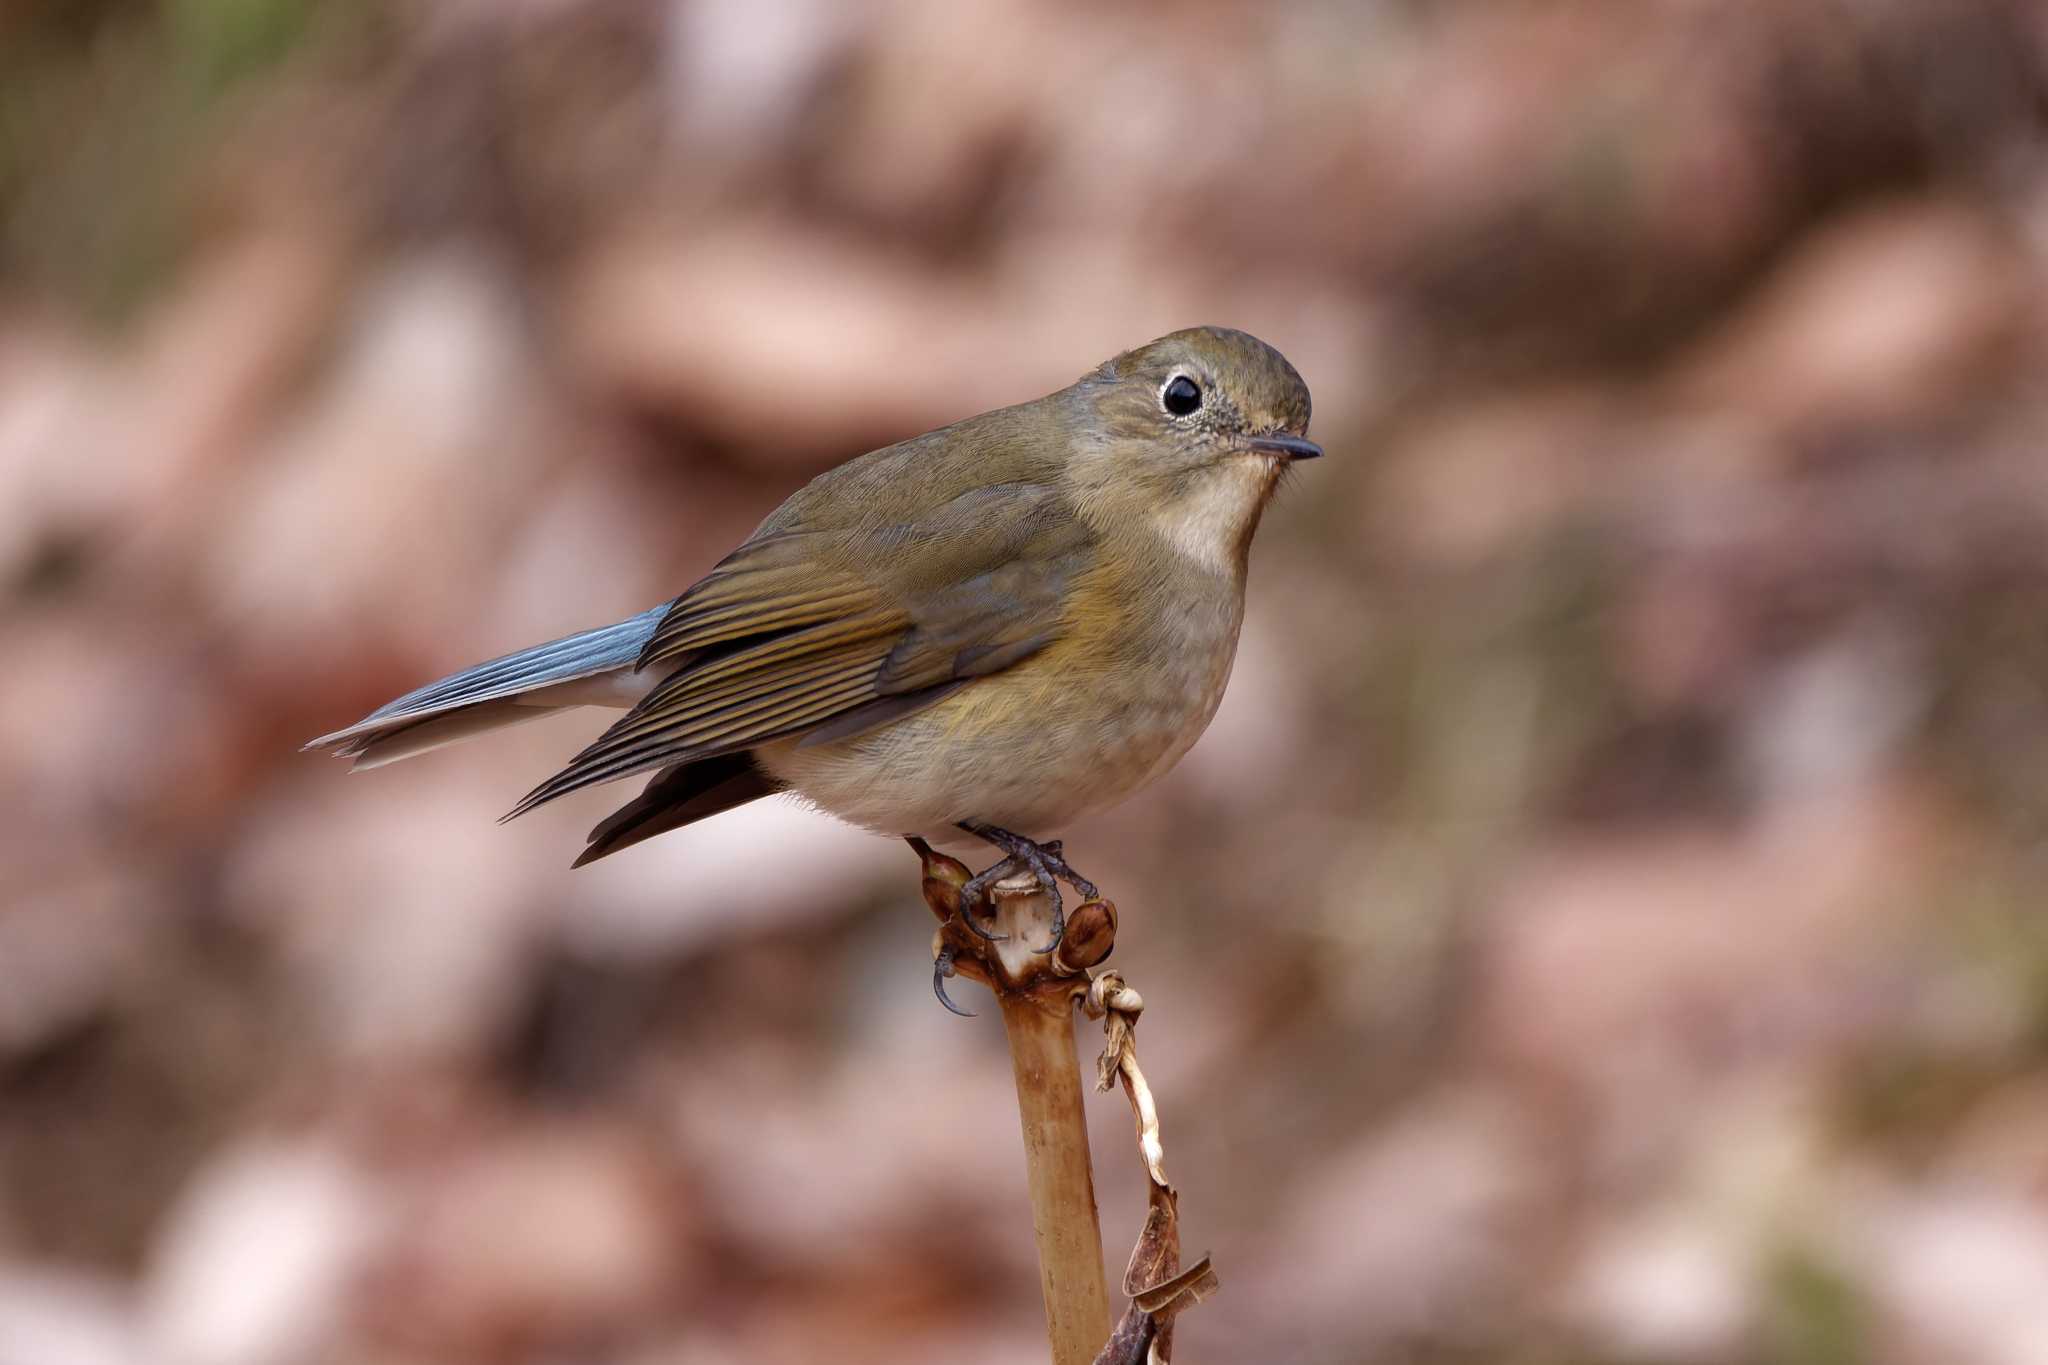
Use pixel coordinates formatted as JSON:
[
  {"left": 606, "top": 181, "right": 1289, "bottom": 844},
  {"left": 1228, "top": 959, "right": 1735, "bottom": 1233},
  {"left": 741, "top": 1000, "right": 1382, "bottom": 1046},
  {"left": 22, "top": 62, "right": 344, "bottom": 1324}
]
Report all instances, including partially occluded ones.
[{"left": 1245, "top": 433, "right": 1323, "bottom": 460}]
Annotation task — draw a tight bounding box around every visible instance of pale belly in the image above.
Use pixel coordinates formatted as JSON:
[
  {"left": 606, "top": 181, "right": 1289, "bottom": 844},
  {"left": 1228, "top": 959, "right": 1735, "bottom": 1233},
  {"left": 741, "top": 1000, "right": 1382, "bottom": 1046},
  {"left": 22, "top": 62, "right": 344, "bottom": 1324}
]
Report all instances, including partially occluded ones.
[{"left": 755, "top": 601, "right": 1244, "bottom": 840}]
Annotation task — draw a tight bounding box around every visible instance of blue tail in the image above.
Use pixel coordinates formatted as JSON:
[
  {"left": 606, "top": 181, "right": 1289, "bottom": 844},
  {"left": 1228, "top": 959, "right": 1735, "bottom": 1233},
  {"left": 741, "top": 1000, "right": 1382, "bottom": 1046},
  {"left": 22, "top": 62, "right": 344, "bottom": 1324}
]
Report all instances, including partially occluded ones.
[{"left": 305, "top": 605, "right": 668, "bottom": 762}]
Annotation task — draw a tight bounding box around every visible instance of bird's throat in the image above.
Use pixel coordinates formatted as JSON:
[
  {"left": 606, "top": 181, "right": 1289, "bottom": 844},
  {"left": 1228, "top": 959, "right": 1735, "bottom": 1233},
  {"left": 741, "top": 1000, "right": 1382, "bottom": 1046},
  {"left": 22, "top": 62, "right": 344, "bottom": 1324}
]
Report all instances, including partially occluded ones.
[{"left": 1146, "top": 457, "right": 1278, "bottom": 574}]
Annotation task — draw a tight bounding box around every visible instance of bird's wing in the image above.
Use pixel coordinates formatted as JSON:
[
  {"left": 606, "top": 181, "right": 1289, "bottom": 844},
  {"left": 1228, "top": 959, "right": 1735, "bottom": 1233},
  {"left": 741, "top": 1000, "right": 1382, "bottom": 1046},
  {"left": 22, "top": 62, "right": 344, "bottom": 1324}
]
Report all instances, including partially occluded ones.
[
  {"left": 571, "top": 754, "right": 781, "bottom": 867},
  {"left": 505, "top": 481, "right": 1091, "bottom": 817}
]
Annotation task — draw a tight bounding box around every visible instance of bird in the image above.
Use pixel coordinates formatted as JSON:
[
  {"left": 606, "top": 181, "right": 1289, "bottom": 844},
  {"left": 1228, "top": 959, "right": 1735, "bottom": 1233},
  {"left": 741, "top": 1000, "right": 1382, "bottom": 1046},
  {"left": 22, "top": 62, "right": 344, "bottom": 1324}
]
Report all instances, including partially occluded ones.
[{"left": 306, "top": 325, "right": 1318, "bottom": 964}]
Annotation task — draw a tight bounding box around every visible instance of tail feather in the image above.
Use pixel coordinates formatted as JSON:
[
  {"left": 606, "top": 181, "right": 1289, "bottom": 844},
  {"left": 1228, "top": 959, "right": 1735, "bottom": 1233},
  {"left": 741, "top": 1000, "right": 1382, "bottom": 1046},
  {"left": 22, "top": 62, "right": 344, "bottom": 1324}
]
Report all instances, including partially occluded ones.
[
  {"left": 343, "top": 701, "right": 570, "bottom": 769},
  {"left": 306, "top": 604, "right": 669, "bottom": 758}
]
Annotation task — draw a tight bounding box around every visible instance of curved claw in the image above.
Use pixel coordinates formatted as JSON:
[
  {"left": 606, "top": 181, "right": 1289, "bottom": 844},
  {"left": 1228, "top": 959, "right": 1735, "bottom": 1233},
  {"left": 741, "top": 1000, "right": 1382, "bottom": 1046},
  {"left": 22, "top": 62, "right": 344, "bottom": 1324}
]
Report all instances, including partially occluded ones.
[
  {"left": 961, "top": 913, "right": 1009, "bottom": 944},
  {"left": 932, "top": 945, "right": 975, "bottom": 1018},
  {"left": 956, "top": 861, "right": 1019, "bottom": 943}
]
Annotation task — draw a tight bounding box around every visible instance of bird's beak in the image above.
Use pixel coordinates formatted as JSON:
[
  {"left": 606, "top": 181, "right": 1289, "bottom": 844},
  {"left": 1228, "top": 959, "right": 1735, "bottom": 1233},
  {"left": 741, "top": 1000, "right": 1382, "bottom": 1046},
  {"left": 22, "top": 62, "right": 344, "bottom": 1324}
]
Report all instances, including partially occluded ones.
[{"left": 1244, "top": 433, "right": 1323, "bottom": 460}]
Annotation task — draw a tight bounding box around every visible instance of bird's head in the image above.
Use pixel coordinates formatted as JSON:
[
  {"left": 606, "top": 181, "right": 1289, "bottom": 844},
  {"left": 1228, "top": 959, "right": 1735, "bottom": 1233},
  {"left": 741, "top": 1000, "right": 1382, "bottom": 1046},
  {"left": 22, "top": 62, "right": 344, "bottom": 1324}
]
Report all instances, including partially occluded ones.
[{"left": 1064, "top": 326, "right": 1318, "bottom": 572}]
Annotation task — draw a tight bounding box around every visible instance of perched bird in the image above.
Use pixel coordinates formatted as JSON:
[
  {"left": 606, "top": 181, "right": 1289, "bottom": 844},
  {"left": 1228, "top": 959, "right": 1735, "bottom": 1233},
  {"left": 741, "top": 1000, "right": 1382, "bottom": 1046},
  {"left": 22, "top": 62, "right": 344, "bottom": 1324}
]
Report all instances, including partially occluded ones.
[{"left": 308, "top": 326, "right": 1318, "bottom": 961}]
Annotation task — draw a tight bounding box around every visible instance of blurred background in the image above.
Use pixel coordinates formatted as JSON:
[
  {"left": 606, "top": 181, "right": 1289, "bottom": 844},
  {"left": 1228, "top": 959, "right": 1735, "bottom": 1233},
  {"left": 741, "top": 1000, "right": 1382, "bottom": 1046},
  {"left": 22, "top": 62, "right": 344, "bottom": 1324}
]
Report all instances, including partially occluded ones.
[{"left": 2, "top": 1, "right": 2047, "bottom": 1362}]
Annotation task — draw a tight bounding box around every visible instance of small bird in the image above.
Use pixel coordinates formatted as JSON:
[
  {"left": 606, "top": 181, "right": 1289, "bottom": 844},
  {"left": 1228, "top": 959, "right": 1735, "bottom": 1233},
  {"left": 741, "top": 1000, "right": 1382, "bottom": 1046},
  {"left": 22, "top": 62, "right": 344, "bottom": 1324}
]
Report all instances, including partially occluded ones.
[{"left": 308, "top": 326, "right": 1317, "bottom": 956}]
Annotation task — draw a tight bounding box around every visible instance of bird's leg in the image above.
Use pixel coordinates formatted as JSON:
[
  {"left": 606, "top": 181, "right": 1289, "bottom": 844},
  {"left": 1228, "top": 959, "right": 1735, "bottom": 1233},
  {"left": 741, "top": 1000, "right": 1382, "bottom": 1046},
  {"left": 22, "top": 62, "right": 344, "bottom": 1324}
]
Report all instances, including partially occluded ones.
[{"left": 956, "top": 824, "right": 1098, "bottom": 954}]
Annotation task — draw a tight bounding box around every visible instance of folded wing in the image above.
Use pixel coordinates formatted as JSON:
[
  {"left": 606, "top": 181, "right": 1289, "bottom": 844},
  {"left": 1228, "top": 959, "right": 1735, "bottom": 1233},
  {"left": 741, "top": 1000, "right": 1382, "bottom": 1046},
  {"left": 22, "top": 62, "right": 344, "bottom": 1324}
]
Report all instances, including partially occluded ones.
[{"left": 506, "top": 481, "right": 1092, "bottom": 819}]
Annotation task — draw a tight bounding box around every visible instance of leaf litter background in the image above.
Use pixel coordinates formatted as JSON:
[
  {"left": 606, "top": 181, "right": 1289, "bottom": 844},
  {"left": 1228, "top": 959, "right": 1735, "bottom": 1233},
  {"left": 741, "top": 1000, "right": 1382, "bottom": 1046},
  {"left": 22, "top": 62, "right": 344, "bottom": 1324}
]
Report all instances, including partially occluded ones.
[{"left": 2, "top": 2, "right": 2048, "bottom": 1363}]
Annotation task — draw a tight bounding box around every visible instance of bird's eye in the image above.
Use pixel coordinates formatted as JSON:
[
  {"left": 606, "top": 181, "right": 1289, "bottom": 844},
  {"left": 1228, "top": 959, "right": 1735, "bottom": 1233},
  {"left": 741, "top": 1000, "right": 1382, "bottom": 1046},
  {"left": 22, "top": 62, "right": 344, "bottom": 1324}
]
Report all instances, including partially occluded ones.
[{"left": 1161, "top": 374, "right": 1202, "bottom": 417}]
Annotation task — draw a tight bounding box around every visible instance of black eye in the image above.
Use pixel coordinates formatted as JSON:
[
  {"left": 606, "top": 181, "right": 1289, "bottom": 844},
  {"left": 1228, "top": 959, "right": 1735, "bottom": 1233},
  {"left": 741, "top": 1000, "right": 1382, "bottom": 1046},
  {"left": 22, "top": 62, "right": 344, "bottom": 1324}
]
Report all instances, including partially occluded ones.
[{"left": 1161, "top": 374, "right": 1202, "bottom": 416}]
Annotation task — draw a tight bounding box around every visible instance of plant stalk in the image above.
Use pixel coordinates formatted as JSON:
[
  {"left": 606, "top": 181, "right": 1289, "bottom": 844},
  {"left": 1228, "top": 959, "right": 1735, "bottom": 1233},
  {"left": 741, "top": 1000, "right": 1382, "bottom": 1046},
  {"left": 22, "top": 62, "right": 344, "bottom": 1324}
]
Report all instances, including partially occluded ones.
[
  {"left": 911, "top": 844, "right": 1118, "bottom": 1363},
  {"left": 997, "top": 979, "right": 1112, "bottom": 1363}
]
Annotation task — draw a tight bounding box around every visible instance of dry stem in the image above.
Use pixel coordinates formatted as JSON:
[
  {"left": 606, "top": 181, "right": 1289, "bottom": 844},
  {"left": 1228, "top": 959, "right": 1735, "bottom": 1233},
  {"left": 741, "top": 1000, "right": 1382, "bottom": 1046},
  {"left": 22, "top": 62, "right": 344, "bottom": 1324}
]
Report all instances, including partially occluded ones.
[
  {"left": 914, "top": 842, "right": 1112, "bottom": 1363},
  {"left": 997, "top": 975, "right": 1112, "bottom": 1362}
]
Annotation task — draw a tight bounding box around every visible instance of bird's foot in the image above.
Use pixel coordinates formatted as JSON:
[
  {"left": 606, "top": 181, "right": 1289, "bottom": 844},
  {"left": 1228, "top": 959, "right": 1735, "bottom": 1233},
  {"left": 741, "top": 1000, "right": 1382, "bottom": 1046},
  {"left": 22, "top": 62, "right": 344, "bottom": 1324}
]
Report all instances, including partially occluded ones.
[
  {"left": 908, "top": 834, "right": 1117, "bottom": 1018},
  {"left": 956, "top": 824, "right": 1098, "bottom": 954}
]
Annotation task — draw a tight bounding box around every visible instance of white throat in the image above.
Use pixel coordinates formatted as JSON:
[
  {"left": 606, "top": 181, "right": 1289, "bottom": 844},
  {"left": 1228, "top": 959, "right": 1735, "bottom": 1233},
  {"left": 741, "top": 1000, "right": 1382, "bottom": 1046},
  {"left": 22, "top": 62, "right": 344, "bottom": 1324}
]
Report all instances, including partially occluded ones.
[{"left": 1148, "top": 459, "right": 1275, "bottom": 573}]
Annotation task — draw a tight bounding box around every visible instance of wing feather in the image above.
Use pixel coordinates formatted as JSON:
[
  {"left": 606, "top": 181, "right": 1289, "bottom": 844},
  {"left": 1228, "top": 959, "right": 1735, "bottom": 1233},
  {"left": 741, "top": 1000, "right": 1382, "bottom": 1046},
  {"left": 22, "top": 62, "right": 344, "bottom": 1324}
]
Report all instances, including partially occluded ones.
[
  {"left": 571, "top": 756, "right": 780, "bottom": 867},
  {"left": 507, "top": 674, "right": 880, "bottom": 814},
  {"left": 638, "top": 533, "right": 879, "bottom": 668},
  {"left": 505, "top": 633, "right": 896, "bottom": 815},
  {"left": 641, "top": 584, "right": 881, "bottom": 658},
  {"left": 507, "top": 477, "right": 1098, "bottom": 822}
]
